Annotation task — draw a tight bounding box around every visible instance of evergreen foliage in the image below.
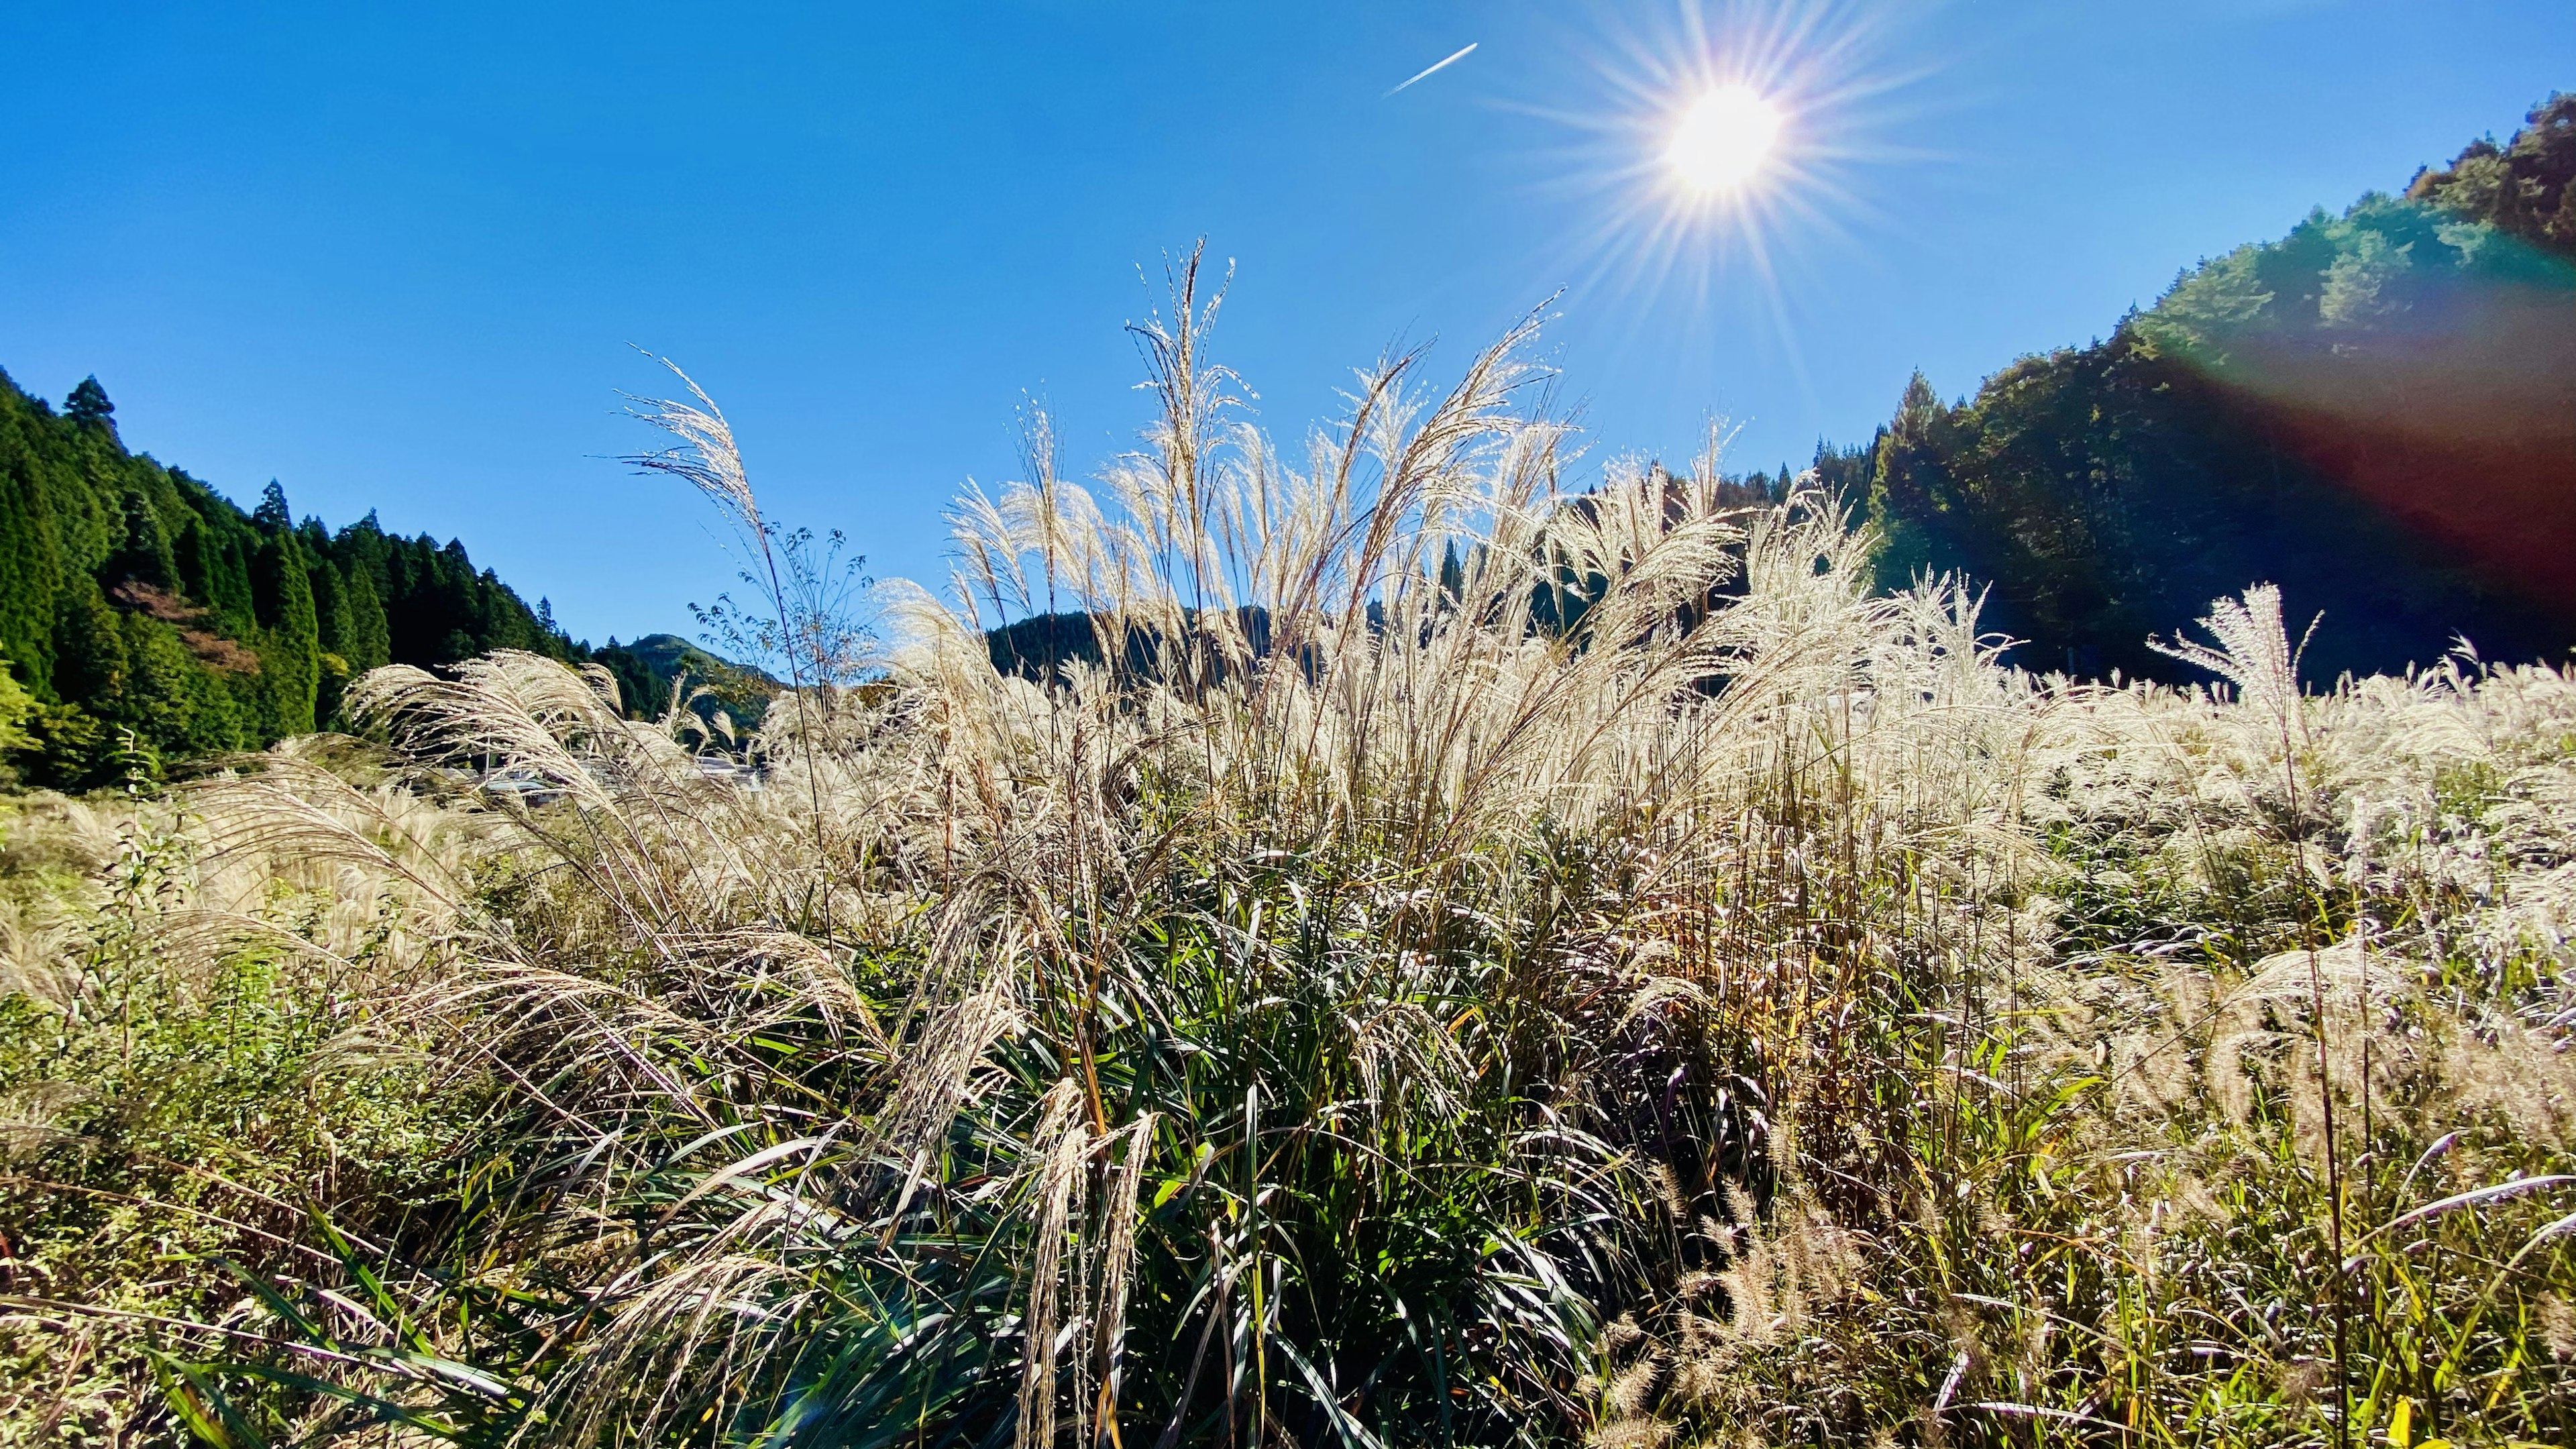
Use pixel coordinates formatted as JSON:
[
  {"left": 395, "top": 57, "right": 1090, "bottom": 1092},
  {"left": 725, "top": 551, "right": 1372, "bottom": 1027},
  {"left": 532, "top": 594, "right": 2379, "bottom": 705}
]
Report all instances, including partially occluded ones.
[
  {"left": 0, "top": 653, "right": 31, "bottom": 767},
  {"left": 2408, "top": 92, "right": 2576, "bottom": 258},
  {"left": 0, "top": 369, "right": 586, "bottom": 787}
]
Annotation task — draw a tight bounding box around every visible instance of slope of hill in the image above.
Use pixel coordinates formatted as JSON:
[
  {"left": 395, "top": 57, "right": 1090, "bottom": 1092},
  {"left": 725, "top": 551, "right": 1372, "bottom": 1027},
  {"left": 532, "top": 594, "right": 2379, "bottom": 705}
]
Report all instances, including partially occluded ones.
[
  {"left": 592, "top": 632, "right": 777, "bottom": 731},
  {"left": 0, "top": 370, "right": 586, "bottom": 787},
  {"left": 1857, "top": 93, "right": 2576, "bottom": 682}
]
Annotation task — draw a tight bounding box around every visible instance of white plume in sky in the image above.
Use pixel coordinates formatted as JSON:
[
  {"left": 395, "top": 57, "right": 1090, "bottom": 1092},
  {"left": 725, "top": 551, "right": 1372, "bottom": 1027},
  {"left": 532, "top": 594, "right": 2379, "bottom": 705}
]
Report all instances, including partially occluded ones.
[{"left": 1387, "top": 41, "right": 1477, "bottom": 97}]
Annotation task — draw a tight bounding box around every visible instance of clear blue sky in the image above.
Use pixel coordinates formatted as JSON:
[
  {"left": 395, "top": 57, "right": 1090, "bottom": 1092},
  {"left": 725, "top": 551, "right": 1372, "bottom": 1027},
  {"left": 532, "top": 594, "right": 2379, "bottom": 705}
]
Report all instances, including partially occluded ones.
[{"left": 2, "top": 1, "right": 2567, "bottom": 645}]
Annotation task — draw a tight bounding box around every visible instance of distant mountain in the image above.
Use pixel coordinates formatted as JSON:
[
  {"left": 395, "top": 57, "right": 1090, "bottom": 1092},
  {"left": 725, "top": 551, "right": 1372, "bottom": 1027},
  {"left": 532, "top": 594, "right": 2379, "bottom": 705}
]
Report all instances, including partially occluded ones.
[
  {"left": 0, "top": 369, "right": 591, "bottom": 788},
  {"left": 1853, "top": 93, "right": 2576, "bottom": 682},
  {"left": 592, "top": 633, "right": 777, "bottom": 733}
]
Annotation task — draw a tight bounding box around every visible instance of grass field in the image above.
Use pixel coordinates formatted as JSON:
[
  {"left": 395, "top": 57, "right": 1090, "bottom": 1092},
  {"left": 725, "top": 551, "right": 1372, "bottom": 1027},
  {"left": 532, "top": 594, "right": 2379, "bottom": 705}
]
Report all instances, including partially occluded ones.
[{"left": 5, "top": 285, "right": 2573, "bottom": 1446}]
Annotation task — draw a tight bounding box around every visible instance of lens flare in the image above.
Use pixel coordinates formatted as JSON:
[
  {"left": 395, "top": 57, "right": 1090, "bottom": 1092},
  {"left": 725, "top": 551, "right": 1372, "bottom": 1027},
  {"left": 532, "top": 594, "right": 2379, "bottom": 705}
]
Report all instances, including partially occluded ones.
[{"left": 1667, "top": 86, "right": 1782, "bottom": 193}]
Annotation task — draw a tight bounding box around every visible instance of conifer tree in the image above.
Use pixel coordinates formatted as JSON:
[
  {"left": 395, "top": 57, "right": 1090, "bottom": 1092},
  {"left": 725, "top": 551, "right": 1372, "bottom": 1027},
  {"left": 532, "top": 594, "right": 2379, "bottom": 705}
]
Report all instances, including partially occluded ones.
[
  {"left": 64, "top": 376, "right": 113, "bottom": 427},
  {"left": 1864, "top": 372, "right": 1963, "bottom": 593},
  {"left": 116, "top": 612, "right": 201, "bottom": 757},
  {"left": 176, "top": 515, "right": 217, "bottom": 606},
  {"left": 105, "top": 487, "right": 179, "bottom": 590},
  {"left": 213, "top": 530, "right": 258, "bottom": 627},
  {"left": 309, "top": 551, "right": 358, "bottom": 660},
  {"left": 253, "top": 479, "right": 292, "bottom": 531},
  {"left": 251, "top": 531, "right": 321, "bottom": 733},
  {"left": 341, "top": 562, "right": 391, "bottom": 674},
  {"left": 0, "top": 458, "right": 59, "bottom": 695},
  {"left": 307, "top": 549, "right": 362, "bottom": 722},
  {"left": 51, "top": 575, "right": 129, "bottom": 712}
]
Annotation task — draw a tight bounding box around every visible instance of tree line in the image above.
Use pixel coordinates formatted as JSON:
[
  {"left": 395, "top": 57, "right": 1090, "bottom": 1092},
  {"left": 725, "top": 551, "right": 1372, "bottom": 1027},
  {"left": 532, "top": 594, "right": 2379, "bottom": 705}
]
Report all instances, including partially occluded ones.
[
  {"left": 0, "top": 369, "right": 665, "bottom": 787},
  {"left": 1843, "top": 93, "right": 2576, "bottom": 683},
  {"left": 9, "top": 95, "right": 2568, "bottom": 780}
]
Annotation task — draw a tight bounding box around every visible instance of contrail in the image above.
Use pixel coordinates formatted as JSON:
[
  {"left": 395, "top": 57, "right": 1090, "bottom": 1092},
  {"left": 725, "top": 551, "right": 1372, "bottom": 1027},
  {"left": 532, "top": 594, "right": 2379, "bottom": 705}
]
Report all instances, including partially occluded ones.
[{"left": 1385, "top": 42, "right": 1477, "bottom": 97}]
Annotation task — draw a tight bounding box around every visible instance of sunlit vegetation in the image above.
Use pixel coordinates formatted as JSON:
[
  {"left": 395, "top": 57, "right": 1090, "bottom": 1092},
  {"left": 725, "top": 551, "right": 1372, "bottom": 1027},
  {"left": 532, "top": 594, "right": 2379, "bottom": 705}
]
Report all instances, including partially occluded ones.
[
  {"left": 3, "top": 252, "right": 2572, "bottom": 1446},
  {"left": 1849, "top": 94, "right": 2576, "bottom": 685}
]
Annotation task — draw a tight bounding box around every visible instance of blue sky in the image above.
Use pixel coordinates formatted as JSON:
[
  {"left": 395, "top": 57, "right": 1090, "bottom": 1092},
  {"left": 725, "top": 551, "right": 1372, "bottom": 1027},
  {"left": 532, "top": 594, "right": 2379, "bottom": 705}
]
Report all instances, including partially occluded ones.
[{"left": 3, "top": 1, "right": 2569, "bottom": 645}]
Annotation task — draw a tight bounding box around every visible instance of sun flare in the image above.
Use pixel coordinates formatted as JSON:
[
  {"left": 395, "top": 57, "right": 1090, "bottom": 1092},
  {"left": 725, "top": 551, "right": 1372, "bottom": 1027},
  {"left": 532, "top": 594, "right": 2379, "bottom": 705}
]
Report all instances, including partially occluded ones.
[
  {"left": 1518, "top": 0, "right": 1919, "bottom": 320},
  {"left": 1666, "top": 85, "right": 1782, "bottom": 194}
]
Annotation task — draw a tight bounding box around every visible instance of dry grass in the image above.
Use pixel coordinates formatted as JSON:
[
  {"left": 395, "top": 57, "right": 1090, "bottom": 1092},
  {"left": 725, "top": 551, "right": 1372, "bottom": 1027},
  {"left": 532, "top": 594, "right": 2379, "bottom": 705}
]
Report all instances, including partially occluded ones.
[{"left": 3, "top": 254, "right": 2573, "bottom": 1446}]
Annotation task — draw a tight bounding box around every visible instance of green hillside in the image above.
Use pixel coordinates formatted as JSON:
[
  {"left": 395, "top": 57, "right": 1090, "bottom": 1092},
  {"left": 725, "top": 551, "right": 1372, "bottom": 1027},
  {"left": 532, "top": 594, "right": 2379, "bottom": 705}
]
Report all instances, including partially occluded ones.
[
  {"left": 0, "top": 369, "right": 586, "bottom": 787},
  {"left": 592, "top": 631, "right": 778, "bottom": 733},
  {"left": 1854, "top": 93, "right": 2576, "bottom": 682}
]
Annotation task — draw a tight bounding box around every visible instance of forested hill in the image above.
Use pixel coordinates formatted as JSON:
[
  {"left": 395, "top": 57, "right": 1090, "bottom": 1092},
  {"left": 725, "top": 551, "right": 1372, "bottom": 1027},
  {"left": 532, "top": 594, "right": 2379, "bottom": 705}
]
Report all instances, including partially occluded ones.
[
  {"left": 0, "top": 369, "right": 588, "bottom": 788},
  {"left": 1849, "top": 93, "right": 2576, "bottom": 683}
]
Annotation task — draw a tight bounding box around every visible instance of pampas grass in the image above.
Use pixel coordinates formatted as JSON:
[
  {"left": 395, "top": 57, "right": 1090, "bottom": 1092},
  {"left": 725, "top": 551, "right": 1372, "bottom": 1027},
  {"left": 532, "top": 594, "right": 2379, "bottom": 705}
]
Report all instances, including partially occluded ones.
[{"left": 3, "top": 254, "right": 2573, "bottom": 1446}]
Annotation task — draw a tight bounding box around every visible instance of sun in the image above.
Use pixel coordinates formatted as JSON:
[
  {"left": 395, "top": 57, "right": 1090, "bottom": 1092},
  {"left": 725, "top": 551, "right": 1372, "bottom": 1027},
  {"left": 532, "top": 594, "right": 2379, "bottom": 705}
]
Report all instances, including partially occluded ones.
[
  {"left": 1666, "top": 85, "right": 1782, "bottom": 195},
  {"left": 1499, "top": 0, "right": 1931, "bottom": 340}
]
